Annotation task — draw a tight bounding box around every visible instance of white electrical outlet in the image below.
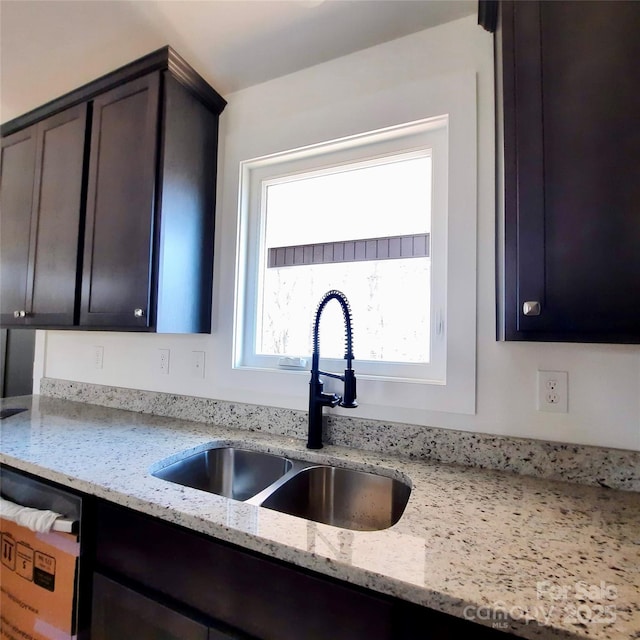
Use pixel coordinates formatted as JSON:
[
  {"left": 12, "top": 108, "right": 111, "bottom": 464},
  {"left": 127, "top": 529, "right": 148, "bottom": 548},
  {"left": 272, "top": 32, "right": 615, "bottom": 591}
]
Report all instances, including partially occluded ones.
[
  {"left": 158, "top": 349, "right": 170, "bottom": 375},
  {"left": 191, "top": 351, "right": 205, "bottom": 378},
  {"left": 537, "top": 370, "right": 568, "bottom": 413},
  {"left": 94, "top": 346, "right": 104, "bottom": 370}
]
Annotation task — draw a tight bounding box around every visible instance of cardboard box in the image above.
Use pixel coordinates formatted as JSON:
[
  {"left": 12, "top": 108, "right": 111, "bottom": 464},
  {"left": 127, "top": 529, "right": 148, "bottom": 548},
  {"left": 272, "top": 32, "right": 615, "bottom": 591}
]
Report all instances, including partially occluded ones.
[{"left": 1, "top": 518, "right": 79, "bottom": 640}]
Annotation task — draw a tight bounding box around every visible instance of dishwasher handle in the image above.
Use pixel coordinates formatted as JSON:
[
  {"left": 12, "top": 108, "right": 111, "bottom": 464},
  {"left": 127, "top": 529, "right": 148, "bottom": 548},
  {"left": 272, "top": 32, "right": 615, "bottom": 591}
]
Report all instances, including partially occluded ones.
[{"left": 0, "top": 496, "right": 78, "bottom": 534}]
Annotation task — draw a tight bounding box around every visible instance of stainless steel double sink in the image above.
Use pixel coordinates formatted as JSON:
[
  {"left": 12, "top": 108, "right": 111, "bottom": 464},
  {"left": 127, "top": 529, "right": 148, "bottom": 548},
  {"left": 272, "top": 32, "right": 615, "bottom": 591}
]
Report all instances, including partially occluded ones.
[{"left": 152, "top": 446, "right": 411, "bottom": 531}]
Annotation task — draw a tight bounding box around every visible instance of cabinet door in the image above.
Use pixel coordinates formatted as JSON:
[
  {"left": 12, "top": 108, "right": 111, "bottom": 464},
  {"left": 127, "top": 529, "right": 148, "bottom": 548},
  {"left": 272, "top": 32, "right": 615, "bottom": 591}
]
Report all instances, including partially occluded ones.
[
  {"left": 0, "top": 126, "right": 37, "bottom": 325},
  {"left": 81, "top": 73, "right": 160, "bottom": 329},
  {"left": 92, "top": 573, "right": 210, "bottom": 640},
  {"left": 1, "top": 105, "right": 87, "bottom": 328},
  {"left": 502, "top": 1, "right": 640, "bottom": 342},
  {"left": 27, "top": 104, "right": 88, "bottom": 326}
]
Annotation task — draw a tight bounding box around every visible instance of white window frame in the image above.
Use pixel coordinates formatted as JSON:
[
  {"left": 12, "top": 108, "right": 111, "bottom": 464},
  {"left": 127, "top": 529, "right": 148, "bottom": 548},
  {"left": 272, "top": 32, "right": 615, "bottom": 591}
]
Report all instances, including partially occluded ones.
[
  {"left": 228, "top": 71, "right": 477, "bottom": 416},
  {"left": 235, "top": 117, "right": 448, "bottom": 383}
]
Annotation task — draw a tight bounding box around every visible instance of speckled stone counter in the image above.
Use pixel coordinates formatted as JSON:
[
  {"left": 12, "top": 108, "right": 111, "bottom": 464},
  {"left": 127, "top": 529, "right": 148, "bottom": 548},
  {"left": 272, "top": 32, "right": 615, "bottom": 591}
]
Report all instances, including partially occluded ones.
[
  {"left": 1, "top": 395, "right": 639, "bottom": 640},
  {"left": 40, "top": 378, "right": 640, "bottom": 492}
]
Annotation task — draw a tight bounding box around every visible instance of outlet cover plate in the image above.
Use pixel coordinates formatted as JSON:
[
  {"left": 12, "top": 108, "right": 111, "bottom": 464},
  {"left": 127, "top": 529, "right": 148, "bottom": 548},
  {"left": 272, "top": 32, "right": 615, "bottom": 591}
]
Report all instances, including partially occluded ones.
[{"left": 537, "top": 370, "right": 568, "bottom": 413}]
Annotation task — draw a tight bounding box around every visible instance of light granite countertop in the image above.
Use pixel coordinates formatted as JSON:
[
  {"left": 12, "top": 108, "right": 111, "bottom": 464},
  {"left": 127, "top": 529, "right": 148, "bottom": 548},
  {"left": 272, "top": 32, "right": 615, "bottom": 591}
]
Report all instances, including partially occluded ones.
[{"left": 1, "top": 395, "right": 638, "bottom": 640}]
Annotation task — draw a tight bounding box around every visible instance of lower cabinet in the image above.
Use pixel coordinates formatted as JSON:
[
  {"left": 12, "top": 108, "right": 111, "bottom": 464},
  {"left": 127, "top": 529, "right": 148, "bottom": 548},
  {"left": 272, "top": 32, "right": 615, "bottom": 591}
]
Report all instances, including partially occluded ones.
[{"left": 93, "top": 501, "right": 513, "bottom": 640}]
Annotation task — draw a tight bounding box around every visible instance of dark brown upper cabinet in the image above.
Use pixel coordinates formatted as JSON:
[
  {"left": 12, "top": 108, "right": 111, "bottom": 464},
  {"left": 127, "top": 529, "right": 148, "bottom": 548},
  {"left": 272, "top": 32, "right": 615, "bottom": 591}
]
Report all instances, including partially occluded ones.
[
  {"left": 0, "top": 127, "right": 37, "bottom": 325},
  {"left": 0, "top": 105, "right": 88, "bottom": 327},
  {"left": 81, "top": 73, "right": 160, "bottom": 330},
  {"left": 500, "top": 1, "right": 640, "bottom": 343},
  {"left": 0, "top": 47, "right": 226, "bottom": 333}
]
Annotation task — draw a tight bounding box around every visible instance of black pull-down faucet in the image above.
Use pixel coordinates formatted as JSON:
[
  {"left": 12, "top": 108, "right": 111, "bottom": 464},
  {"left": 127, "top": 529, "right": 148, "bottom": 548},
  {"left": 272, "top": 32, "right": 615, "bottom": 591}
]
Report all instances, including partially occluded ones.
[{"left": 307, "top": 290, "right": 357, "bottom": 449}]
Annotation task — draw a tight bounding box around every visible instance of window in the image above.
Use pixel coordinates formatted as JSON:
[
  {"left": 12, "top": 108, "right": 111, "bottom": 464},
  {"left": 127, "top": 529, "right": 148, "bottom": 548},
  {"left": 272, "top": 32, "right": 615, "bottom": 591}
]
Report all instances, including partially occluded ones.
[{"left": 235, "top": 117, "right": 447, "bottom": 382}]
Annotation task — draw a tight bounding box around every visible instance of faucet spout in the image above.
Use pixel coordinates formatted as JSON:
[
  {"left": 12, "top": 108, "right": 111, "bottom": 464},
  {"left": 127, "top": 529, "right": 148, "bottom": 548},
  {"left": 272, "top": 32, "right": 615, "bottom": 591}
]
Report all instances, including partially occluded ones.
[{"left": 307, "top": 290, "right": 357, "bottom": 449}]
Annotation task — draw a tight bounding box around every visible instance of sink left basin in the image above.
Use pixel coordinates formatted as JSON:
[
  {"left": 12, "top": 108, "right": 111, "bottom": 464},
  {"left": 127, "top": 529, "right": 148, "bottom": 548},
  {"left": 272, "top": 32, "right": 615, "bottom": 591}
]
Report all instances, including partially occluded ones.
[{"left": 152, "top": 447, "right": 293, "bottom": 501}]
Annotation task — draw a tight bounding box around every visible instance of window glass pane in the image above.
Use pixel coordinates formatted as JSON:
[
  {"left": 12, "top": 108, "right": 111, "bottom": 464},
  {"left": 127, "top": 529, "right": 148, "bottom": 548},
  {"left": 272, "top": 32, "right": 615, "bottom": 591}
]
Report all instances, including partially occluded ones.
[
  {"left": 259, "top": 261, "right": 431, "bottom": 363},
  {"left": 258, "top": 154, "right": 433, "bottom": 364},
  {"left": 264, "top": 155, "right": 431, "bottom": 247}
]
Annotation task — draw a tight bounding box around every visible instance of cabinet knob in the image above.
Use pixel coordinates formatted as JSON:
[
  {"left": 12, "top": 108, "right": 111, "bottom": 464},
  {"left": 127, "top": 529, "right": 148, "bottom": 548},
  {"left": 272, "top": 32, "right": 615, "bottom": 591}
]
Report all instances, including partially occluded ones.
[
  {"left": 14, "top": 310, "right": 27, "bottom": 318},
  {"left": 522, "top": 301, "right": 541, "bottom": 316},
  {"left": 134, "top": 308, "right": 145, "bottom": 318}
]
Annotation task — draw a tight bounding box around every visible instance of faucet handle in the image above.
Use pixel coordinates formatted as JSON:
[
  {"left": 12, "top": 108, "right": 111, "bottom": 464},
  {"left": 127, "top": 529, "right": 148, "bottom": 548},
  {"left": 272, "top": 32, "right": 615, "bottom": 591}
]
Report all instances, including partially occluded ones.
[
  {"left": 340, "top": 369, "right": 358, "bottom": 408},
  {"left": 323, "top": 392, "right": 341, "bottom": 408}
]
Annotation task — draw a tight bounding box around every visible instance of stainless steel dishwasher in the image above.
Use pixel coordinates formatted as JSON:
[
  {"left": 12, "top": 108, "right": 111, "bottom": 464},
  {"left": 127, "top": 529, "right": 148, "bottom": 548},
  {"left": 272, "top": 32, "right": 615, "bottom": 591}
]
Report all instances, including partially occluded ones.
[{"left": 0, "top": 465, "right": 87, "bottom": 640}]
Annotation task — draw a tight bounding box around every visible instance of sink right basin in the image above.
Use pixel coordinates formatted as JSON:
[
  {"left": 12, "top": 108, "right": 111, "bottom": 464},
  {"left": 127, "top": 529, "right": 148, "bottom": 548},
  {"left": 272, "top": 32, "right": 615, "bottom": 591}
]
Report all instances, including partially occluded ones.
[
  {"left": 152, "top": 447, "right": 292, "bottom": 501},
  {"left": 260, "top": 465, "right": 411, "bottom": 531}
]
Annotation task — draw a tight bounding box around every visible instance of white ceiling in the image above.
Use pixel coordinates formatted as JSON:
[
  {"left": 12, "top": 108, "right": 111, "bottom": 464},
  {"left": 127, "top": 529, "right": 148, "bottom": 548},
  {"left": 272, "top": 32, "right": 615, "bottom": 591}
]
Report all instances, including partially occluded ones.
[{"left": 0, "top": 0, "right": 476, "bottom": 123}]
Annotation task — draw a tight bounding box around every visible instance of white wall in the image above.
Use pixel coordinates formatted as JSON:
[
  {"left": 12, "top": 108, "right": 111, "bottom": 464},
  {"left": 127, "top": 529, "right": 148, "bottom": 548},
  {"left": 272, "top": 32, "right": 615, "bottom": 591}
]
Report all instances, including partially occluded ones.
[{"left": 36, "top": 16, "right": 640, "bottom": 451}]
